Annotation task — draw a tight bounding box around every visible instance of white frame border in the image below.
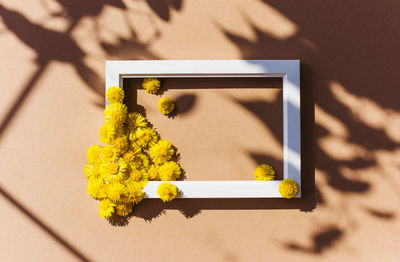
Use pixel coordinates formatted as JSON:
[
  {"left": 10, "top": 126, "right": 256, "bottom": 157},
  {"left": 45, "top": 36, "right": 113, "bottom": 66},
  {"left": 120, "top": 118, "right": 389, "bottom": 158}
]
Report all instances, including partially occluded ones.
[{"left": 106, "top": 60, "right": 301, "bottom": 198}]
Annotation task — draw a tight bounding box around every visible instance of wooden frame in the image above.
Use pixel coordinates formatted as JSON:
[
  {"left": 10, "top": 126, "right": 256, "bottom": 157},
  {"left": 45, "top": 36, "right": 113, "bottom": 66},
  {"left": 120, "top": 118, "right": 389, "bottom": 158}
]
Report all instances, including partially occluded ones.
[{"left": 106, "top": 60, "right": 301, "bottom": 198}]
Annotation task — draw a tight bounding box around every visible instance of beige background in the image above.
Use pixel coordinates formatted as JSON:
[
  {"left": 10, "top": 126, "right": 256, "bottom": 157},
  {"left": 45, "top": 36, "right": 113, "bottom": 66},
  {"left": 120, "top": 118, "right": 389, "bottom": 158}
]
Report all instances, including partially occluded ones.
[{"left": 1, "top": 0, "right": 400, "bottom": 261}]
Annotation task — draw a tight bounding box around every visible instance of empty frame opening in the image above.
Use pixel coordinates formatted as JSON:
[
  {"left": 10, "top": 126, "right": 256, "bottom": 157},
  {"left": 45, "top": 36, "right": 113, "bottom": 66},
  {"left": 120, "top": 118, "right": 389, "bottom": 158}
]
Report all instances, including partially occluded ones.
[{"left": 123, "top": 77, "right": 283, "bottom": 180}]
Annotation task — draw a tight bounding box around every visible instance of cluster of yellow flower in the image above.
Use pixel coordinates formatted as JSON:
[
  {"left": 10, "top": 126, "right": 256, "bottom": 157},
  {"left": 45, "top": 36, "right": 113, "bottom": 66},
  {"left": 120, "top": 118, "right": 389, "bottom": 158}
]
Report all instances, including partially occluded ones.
[{"left": 84, "top": 84, "right": 181, "bottom": 219}]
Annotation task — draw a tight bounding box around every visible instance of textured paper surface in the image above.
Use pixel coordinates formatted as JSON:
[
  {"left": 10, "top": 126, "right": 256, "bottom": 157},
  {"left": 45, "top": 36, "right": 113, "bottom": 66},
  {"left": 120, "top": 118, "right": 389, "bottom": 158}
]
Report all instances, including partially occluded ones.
[{"left": 124, "top": 77, "right": 283, "bottom": 180}]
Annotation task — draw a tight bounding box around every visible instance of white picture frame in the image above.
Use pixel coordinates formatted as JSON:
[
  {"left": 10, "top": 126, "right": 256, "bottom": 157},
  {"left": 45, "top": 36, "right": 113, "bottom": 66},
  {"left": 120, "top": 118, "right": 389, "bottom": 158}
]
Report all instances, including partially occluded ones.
[{"left": 106, "top": 60, "right": 301, "bottom": 198}]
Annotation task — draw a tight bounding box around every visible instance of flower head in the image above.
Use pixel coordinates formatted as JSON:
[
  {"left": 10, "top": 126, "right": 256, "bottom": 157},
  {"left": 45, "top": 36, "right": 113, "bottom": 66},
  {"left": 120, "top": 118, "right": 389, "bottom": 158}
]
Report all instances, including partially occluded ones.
[
  {"left": 134, "top": 128, "right": 158, "bottom": 148},
  {"left": 107, "top": 182, "right": 128, "bottom": 202},
  {"left": 159, "top": 161, "right": 181, "bottom": 181},
  {"left": 126, "top": 167, "right": 148, "bottom": 183},
  {"left": 99, "top": 122, "right": 116, "bottom": 144},
  {"left": 149, "top": 139, "right": 174, "bottom": 165},
  {"left": 104, "top": 103, "right": 127, "bottom": 127},
  {"left": 112, "top": 135, "right": 128, "bottom": 153},
  {"left": 142, "top": 78, "right": 161, "bottom": 94},
  {"left": 86, "top": 145, "right": 102, "bottom": 164},
  {"left": 129, "top": 153, "right": 149, "bottom": 170},
  {"left": 100, "top": 145, "right": 117, "bottom": 163},
  {"left": 87, "top": 178, "right": 107, "bottom": 199},
  {"left": 116, "top": 203, "right": 132, "bottom": 216},
  {"left": 279, "top": 179, "right": 298, "bottom": 199},
  {"left": 127, "top": 112, "right": 147, "bottom": 135},
  {"left": 254, "top": 164, "right": 275, "bottom": 181},
  {"left": 147, "top": 165, "right": 159, "bottom": 180},
  {"left": 158, "top": 97, "right": 175, "bottom": 115},
  {"left": 157, "top": 182, "right": 178, "bottom": 202},
  {"left": 84, "top": 161, "right": 101, "bottom": 179},
  {"left": 99, "top": 199, "right": 116, "bottom": 218},
  {"left": 101, "top": 158, "right": 128, "bottom": 182},
  {"left": 124, "top": 182, "right": 145, "bottom": 204},
  {"left": 106, "top": 86, "right": 124, "bottom": 104}
]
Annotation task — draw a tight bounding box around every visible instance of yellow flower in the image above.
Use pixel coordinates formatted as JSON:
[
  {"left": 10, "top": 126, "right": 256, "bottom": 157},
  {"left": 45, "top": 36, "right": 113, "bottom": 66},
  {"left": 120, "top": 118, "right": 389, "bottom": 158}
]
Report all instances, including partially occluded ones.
[
  {"left": 134, "top": 128, "right": 158, "bottom": 148},
  {"left": 142, "top": 78, "right": 161, "bottom": 94},
  {"left": 129, "top": 153, "right": 149, "bottom": 170},
  {"left": 99, "top": 122, "right": 116, "bottom": 144},
  {"left": 104, "top": 103, "right": 127, "bottom": 127},
  {"left": 157, "top": 182, "right": 178, "bottom": 202},
  {"left": 149, "top": 139, "right": 174, "bottom": 165},
  {"left": 99, "top": 199, "right": 116, "bottom": 218},
  {"left": 100, "top": 145, "right": 117, "bottom": 163},
  {"left": 112, "top": 135, "right": 128, "bottom": 153},
  {"left": 158, "top": 161, "right": 181, "bottom": 181},
  {"left": 127, "top": 112, "right": 147, "bottom": 135},
  {"left": 158, "top": 97, "right": 175, "bottom": 115},
  {"left": 86, "top": 145, "right": 102, "bottom": 164},
  {"left": 124, "top": 182, "right": 145, "bottom": 204},
  {"left": 84, "top": 161, "right": 101, "bottom": 179},
  {"left": 116, "top": 203, "right": 132, "bottom": 217},
  {"left": 106, "top": 87, "right": 124, "bottom": 104},
  {"left": 101, "top": 158, "right": 128, "bottom": 183},
  {"left": 254, "top": 164, "right": 275, "bottom": 181},
  {"left": 107, "top": 182, "right": 128, "bottom": 202},
  {"left": 279, "top": 179, "right": 298, "bottom": 199},
  {"left": 87, "top": 178, "right": 107, "bottom": 199},
  {"left": 126, "top": 167, "right": 148, "bottom": 182},
  {"left": 147, "top": 165, "right": 159, "bottom": 180}
]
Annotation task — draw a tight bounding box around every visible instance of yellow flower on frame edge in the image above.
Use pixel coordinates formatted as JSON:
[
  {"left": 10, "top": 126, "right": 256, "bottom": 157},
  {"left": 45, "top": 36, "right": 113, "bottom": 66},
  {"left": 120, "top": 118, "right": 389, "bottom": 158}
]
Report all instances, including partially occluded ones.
[
  {"left": 254, "top": 164, "right": 275, "bottom": 181},
  {"left": 134, "top": 127, "right": 158, "bottom": 148},
  {"left": 99, "top": 122, "right": 116, "bottom": 144},
  {"left": 157, "top": 182, "right": 178, "bottom": 202},
  {"left": 103, "top": 102, "right": 127, "bottom": 127},
  {"left": 142, "top": 78, "right": 161, "bottom": 94},
  {"left": 279, "top": 178, "right": 298, "bottom": 199},
  {"left": 127, "top": 112, "right": 147, "bottom": 134},
  {"left": 106, "top": 86, "right": 124, "bottom": 104},
  {"left": 159, "top": 161, "right": 181, "bottom": 181},
  {"left": 158, "top": 97, "right": 175, "bottom": 115}
]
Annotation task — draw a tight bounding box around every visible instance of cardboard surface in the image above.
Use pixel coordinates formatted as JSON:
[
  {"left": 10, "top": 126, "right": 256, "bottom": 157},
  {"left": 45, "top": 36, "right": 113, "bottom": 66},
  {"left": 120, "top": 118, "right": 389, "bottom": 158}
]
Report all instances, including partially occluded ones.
[{"left": 125, "top": 77, "right": 283, "bottom": 180}]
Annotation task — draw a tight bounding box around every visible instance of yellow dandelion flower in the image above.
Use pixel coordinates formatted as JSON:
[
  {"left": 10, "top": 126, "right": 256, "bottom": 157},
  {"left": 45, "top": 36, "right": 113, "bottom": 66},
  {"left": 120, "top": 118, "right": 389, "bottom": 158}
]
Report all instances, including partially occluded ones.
[
  {"left": 100, "top": 145, "right": 117, "bottom": 163},
  {"left": 84, "top": 161, "right": 101, "bottom": 179},
  {"left": 158, "top": 161, "right": 181, "bottom": 181},
  {"left": 125, "top": 182, "right": 144, "bottom": 204},
  {"left": 149, "top": 139, "right": 174, "bottom": 165},
  {"left": 86, "top": 145, "right": 102, "bottom": 164},
  {"left": 101, "top": 158, "right": 128, "bottom": 183},
  {"left": 254, "top": 164, "right": 275, "bottom": 181},
  {"left": 104, "top": 103, "right": 127, "bottom": 127},
  {"left": 122, "top": 150, "right": 136, "bottom": 163},
  {"left": 107, "top": 182, "right": 128, "bottom": 202},
  {"left": 99, "top": 122, "right": 116, "bottom": 144},
  {"left": 142, "top": 78, "right": 161, "bottom": 94},
  {"left": 99, "top": 199, "right": 116, "bottom": 218},
  {"left": 129, "top": 153, "right": 149, "bottom": 170},
  {"left": 147, "top": 165, "right": 160, "bottom": 180},
  {"left": 116, "top": 203, "right": 132, "bottom": 217},
  {"left": 279, "top": 179, "right": 298, "bottom": 199},
  {"left": 112, "top": 135, "right": 128, "bottom": 154},
  {"left": 87, "top": 178, "right": 107, "bottom": 199},
  {"left": 134, "top": 128, "right": 158, "bottom": 148},
  {"left": 157, "top": 182, "right": 178, "bottom": 202},
  {"left": 126, "top": 167, "right": 148, "bottom": 182},
  {"left": 158, "top": 97, "right": 175, "bottom": 115},
  {"left": 127, "top": 112, "right": 147, "bottom": 135},
  {"left": 106, "top": 86, "right": 124, "bottom": 104}
]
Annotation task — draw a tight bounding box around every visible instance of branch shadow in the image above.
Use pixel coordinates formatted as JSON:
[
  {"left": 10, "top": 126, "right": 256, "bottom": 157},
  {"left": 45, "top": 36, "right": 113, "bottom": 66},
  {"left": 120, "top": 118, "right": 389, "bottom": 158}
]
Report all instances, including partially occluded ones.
[{"left": 0, "top": 185, "right": 92, "bottom": 262}]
